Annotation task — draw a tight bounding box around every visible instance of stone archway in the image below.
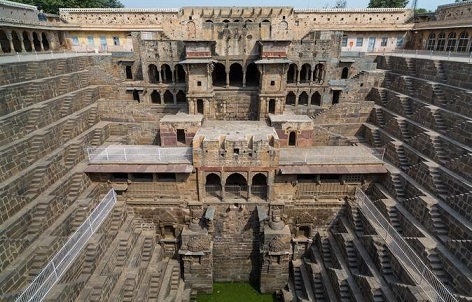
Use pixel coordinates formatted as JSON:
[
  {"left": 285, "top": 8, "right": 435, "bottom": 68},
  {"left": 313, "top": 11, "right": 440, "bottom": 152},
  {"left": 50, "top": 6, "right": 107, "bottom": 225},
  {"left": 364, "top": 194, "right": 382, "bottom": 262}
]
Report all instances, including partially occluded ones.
[
  {"left": 251, "top": 173, "right": 267, "bottom": 199},
  {"left": 205, "top": 173, "right": 222, "bottom": 198},
  {"left": 151, "top": 90, "right": 161, "bottom": 104},
  {"left": 287, "top": 63, "right": 297, "bottom": 83},
  {"left": 286, "top": 92, "right": 296, "bottom": 106},
  {"left": 0, "top": 30, "right": 10, "bottom": 53},
  {"left": 22, "top": 31, "right": 32, "bottom": 52},
  {"left": 229, "top": 63, "right": 243, "bottom": 86},
  {"left": 32, "top": 32, "right": 41, "bottom": 51},
  {"left": 212, "top": 62, "right": 226, "bottom": 87},
  {"left": 148, "top": 64, "right": 159, "bottom": 83},
  {"left": 161, "top": 64, "right": 173, "bottom": 83},
  {"left": 246, "top": 62, "right": 259, "bottom": 87},
  {"left": 41, "top": 32, "right": 49, "bottom": 51},
  {"left": 164, "top": 90, "right": 173, "bottom": 104},
  {"left": 11, "top": 31, "right": 22, "bottom": 52},
  {"left": 225, "top": 173, "right": 248, "bottom": 200}
]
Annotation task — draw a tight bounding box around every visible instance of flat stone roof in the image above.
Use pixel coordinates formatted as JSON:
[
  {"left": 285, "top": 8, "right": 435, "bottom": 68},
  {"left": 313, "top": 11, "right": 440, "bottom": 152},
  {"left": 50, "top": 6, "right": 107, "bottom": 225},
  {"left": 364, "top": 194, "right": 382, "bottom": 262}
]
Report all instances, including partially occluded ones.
[
  {"left": 279, "top": 146, "right": 384, "bottom": 165},
  {"left": 160, "top": 113, "right": 204, "bottom": 123},
  {"left": 196, "top": 120, "right": 278, "bottom": 141},
  {"left": 269, "top": 114, "right": 313, "bottom": 123}
]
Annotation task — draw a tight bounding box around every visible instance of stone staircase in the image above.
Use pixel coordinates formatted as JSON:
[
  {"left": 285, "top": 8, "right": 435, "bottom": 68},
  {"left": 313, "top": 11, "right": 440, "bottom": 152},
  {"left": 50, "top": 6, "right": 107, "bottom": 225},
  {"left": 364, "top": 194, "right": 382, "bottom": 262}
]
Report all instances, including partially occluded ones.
[
  {"left": 312, "top": 272, "right": 325, "bottom": 301},
  {"left": 427, "top": 250, "right": 450, "bottom": 285},
  {"left": 26, "top": 135, "right": 44, "bottom": 163},
  {"left": 429, "top": 204, "right": 448, "bottom": 236},
  {"left": 339, "top": 280, "right": 351, "bottom": 301},
  {"left": 431, "top": 84, "right": 448, "bottom": 106},
  {"left": 428, "top": 166, "right": 448, "bottom": 196},
  {"left": 24, "top": 82, "right": 42, "bottom": 107},
  {"left": 25, "top": 108, "right": 43, "bottom": 132},
  {"left": 87, "top": 106, "right": 99, "bottom": 126},
  {"left": 372, "top": 129, "right": 383, "bottom": 147},
  {"left": 390, "top": 174, "right": 406, "bottom": 199},
  {"left": 378, "top": 245, "right": 393, "bottom": 277},
  {"left": 400, "top": 98, "right": 413, "bottom": 116},
  {"left": 375, "top": 108, "right": 385, "bottom": 128},
  {"left": 405, "top": 58, "right": 416, "bottom": 77},
  {"left": 292, "top": 260, "right": 308, "bottom": 301},
  {"left": 59, "top": 96, "right": 73, "bottom": 117},
  {"left": 352, "top": 208, "right": 364, "bottom": 235},
  {"left": 321, "top": 238, "right": 333, "bottom": 268},
  {"left": 434, "top": 61, "right": 447, "bottom": 82},
  {"left": 430, "top": 135, "right": 447, "bottom": 162},
  {"left": 28, "top": 202, "right": 49, "bottom": 235},
  {"left": 397, "top": 119, "right": 412, "bottom": 141},
  {"left": 395, "top": 144, "right": 409, "bottom": 169},
  {"left": 430, "top": 108, "right": 447, "bottom": 132},
  {"left": 387, "top": 207, "right": 403, "bottom": 234},
  {"left": 403, "top": 77, "right": 414, "bottom": 96}
]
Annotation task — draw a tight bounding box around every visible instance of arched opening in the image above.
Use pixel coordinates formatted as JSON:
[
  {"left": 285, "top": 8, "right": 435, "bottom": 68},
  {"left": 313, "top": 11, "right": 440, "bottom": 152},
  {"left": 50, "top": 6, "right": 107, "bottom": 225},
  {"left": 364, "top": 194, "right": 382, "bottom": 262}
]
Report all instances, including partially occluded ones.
[
  {"left": 41, "top": 33, "right": 49, "bottom": 50},
  {"left": 205, "top": 20, "right": 213, "bottom": 23},
  {"left": 300, "top": 63, "right": 311, "bottom": 83},
  {"left": 151, "top": 90, "right": 161, "bottom": 104},
  {"left": 299, "top": 91, "right": 308, "bottom": 105},
  {"left": 125, "top": 66, "right": 133, "bottom": 79},
  {"left": 457, "top": 31, "right": 469, "bottom": 52},
  {"left": 176, "top": 90, "right": 186, "bottom": 104},
  {"left": 132, "top": 90, "right": 140, "bottom": 102},
  {"left": 286, "top": 92, "right": 296, "bottom": 106},
  {"left": 206, "top": 173, "right": 222, "bottom": 198},
  {"left": 269, "top": 99, "right": 276, "bottom": 114},
  {"left": 212, "top": 63, "right": 226, "bottom": 87},
  {"left": 225, "top": 173, "right": 248, "bottom": 199},
  {"left": 313, "top": 64, "right": 324, "bottom": 83},
  {"left": 446, "top": 32, "right": 457, "bottom": 52},
  {"left": 245, "top": 62, "right": 259, "bottom": 86},
  {"left": 426, "top": 33, "right": 436, "bottom": 50},
  {"left": 161, "top": 64, "right": 173, "bottom": 83},
  {"left": 288, "top": 131, "right": 296, "bottom": 146},
  {"left": 0, "top": 30, "right": 10, "bottom": 53},
  {"left": 229, "top": 63, "right": 243, "bottom": 86},
  {"left": 311, "top": 92, "right": 321, "bottom": 106},
  {"left": 22, "top": 31, "right": 32, "bottom": 52},
  {"left": 332, "top": 91, "right": 340, "bottom": 105},
  {"left": 436, "top": 32, "right": 446, "bottom": 51},
  {"left": 197, "top": 99, "right": 204, "bottom": 114},
  {"left": 223, "top": 19, "right": 230, "bottom": 23},
  {"left": 11, "top": 31, "right": 22, "bottom": 52},
  {"left": 287, "top": 63, "right": 297, "bottom": 83},
  {"left": 298, "top": 226, "right": 310, "bottom": 238},
  {"left": 341, "top": 67, "right": 349, "bottom": 79},
  {"left": 164, "top": 90, "right": 173, "bottom": 104},
  {"left": 252, "top": 173, "right": 267, "bottom": 198},
  {"left": 32, "top": 32, "right": 41, "bottom": 51},
  {"left": 175, "top": 64, "right": 186, "bottom": 83},
  {"left": 148, "top": 64, "right": 159, "bottom": 83}
]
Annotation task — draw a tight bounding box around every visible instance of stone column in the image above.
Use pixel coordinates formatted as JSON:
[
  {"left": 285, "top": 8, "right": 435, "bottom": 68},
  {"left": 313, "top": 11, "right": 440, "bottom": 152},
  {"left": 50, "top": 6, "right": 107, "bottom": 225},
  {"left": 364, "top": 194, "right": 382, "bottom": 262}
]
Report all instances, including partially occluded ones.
[
  {"left": 225, "top": 69, "right": 230, "bottom": 88},
  {"left": 260, "top": 216, "right": 292, "bottom": 293},
  {"left": 221, "top": 176, "right": 225, "bottom": 202},
  {"left": 6, "top": 31, "right": 14, "bottom": 53},
  {"left": 38, "top": 35, "right": 44, "bottom": 51},
  {"left": 296, "top": 67, "right": 300, "bottom": 84},
  {"left": 159, "top": 67, "right": 163, "bottom": 84},
  {"left": 242, "top": 71, "right": 246, "bottom": 87}
]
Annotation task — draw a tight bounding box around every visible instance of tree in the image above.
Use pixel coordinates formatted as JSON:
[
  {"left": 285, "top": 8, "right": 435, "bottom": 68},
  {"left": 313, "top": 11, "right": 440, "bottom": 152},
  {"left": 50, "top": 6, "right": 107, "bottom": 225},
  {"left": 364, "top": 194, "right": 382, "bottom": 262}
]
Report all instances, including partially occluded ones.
[
  {"left": 10, "top": 0, "right": 123, "bottom": 14},
  {"left": 334, "top": 0, "right": 347, "bottom": 8},
  {"left": 368, "top": 0, "right": 408, "bottom": 8}
]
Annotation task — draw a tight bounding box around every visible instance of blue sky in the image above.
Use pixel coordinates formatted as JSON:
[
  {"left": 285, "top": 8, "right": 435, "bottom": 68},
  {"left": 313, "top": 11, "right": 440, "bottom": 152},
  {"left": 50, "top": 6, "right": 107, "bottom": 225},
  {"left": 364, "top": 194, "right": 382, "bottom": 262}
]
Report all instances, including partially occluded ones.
[{"left": 120, "top": 0, "right": 454, "bottom": 11}]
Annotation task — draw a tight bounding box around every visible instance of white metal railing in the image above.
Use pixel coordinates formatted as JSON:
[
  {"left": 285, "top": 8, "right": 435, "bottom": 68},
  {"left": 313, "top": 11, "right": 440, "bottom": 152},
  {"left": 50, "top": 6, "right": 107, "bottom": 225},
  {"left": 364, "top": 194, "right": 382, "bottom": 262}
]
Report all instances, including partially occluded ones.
[
  {"left": 355, "top": 188, "right": 458, "bottom": 302},
  {"left": 87, "top": 146, "right": 192, "bottom": 164},
  {"left": 385, "top": 49, "right": 472, "bottom": 62},
  {"left": 16, "top": 189, "right": 117, "bottom": 302}
]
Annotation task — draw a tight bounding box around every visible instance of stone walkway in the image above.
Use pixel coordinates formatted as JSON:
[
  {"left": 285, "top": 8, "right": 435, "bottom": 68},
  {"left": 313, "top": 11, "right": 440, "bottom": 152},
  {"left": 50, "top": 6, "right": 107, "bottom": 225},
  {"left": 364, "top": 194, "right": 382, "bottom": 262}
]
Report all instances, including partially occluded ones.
[
  {"left": 0, "top": 51, "right": 109, "bottom": 65},
  {"left": 369, "top": 50, "right": 472, "bottom": 63}
]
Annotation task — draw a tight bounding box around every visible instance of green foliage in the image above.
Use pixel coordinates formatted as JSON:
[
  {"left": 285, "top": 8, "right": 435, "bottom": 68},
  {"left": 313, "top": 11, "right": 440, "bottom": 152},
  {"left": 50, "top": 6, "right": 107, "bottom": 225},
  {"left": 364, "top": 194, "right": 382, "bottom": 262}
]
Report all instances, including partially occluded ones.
[
  {"left": 415, "top": 8, "right": 430, "bottom": 13},
  {"left": 196, "top": 283, "right": 274, "bottom": 302},
  {"left": 368, "top": 0, "right": 409, "bottom": 8},
  {"left": 10, "top": 0, "right": 123, "bottom": 14}
]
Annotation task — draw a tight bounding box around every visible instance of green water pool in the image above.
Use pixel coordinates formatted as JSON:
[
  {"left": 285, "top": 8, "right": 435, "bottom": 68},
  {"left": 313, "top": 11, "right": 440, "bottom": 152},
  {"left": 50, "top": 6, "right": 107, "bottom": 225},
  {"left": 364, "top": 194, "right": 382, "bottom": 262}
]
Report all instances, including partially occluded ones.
[{"left": 195, "top": 283, "right": 275, "bottom": 302}]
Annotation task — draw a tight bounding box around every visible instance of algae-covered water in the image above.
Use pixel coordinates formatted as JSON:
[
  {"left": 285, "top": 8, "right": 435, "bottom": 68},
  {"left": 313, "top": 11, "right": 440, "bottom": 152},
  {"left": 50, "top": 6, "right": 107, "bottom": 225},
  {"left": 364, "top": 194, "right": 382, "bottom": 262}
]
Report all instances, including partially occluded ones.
[{"left": 195, "top": 283, "right": 275, "bottom": 302}]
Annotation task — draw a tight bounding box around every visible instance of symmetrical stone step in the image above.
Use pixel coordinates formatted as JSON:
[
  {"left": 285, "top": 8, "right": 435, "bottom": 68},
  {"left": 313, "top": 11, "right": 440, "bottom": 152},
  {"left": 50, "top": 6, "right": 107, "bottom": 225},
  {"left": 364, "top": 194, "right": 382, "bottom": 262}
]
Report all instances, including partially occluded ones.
[
  {"left": 59, "top": 96, "right": 73, "bottom": 117},
  {"left": 379, "top": 246, "right": 393, "bottom": 276},
  {"left": 391, "top": 174, "right": 405, "bottom": 199},
  {"left": 25, "top": 108, "right": 43, "bottom": 132},
  {"left": 375, "top": 108, "right": 385, "bottom": 128},
  {"left": 312, "top": 273, "right": 325, "bottom": 301},
  {"left": 427, "top": 250, "right": 450, "bottom": 284},
  {"left": 431, "top": 109, "right": 447, "bottom": 132},
  {"left": 395, "top": 145, "right": 409, "bottom": 169},
  {"left": 400, "top": 98, "right": 413, "bottom": 116},
  {"left": 345, "top": 241, "right": 358, "bottom": 270},
  {"left": 428, "top": 166, "right": 448, "bottom": 196},
  {"left": 434, "top": 61, "right": 447, "bottom": 82},
  {"left": 372, "top": 129, "right": 383, "bottom": 147},
  {"left": 430, "top": 135, "right": 448, "bottom": 162},
  {"left": 429, "top": 204, "right": 448, "bottom": 235},
  {"left": 387, "top": 207, "right": 403, "bottom": 234},
  {"left": 321, "top": 239, "right": 332, "bottom": 268},
  {"left": 398, "top": 119, "right": 412, "bottom": 141}
]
